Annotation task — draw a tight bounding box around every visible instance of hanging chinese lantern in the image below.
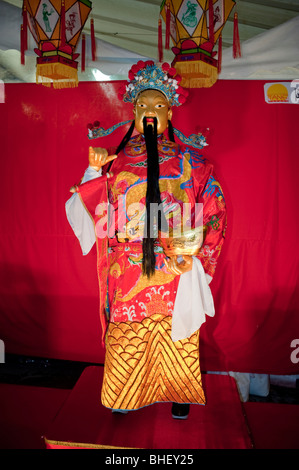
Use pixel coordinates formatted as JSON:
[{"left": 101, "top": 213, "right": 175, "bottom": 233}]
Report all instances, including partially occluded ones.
[
  {"left": 160, "top": 0, "right": 235, "bottom": 88},
  {"left": 22, "top": 0, "right": 92, "bottom": 89}
]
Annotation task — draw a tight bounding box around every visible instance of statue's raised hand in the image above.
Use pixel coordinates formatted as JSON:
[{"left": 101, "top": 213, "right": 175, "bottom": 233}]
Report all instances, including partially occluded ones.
[{"left": 89, "top": 146, "right": 117, "bottom": 171}]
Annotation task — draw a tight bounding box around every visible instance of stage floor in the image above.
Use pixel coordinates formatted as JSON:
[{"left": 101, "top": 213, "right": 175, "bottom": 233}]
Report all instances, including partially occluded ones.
[
  {"left": 1, "top": 364, "right": 299, "bottom": 449},
  {"left": 44, "top": 366, "right": 253, "bottom": 449}
]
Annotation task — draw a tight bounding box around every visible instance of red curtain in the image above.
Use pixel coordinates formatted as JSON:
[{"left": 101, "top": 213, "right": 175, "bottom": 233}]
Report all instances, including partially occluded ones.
[{"left": 0, "top": 80, "right": 298, "bottom": 374}]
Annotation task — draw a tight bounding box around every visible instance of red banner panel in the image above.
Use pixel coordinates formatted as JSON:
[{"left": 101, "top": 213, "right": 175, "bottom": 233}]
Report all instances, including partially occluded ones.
[{"left": 0, "top": 79, "right": 298, "bottom": 374}]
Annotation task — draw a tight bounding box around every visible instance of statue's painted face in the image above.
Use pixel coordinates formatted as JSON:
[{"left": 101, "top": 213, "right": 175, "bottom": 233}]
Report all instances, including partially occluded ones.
[{"left": 133, "top": 89, "right": 172, "bottom": 135}]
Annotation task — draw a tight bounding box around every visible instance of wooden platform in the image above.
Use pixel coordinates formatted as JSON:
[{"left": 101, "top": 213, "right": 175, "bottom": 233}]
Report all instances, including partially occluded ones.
[{"left": 43, "top": 366, "right": 253, "bottom": 449}]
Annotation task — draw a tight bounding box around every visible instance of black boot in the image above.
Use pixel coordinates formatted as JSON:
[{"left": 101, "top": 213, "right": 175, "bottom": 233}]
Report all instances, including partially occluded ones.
[
  {"left": 171, "top": 402, "right": 190, "bottom": 420},
  {"left": 112, "top": 409, "right": 128, "bottom": 414}
]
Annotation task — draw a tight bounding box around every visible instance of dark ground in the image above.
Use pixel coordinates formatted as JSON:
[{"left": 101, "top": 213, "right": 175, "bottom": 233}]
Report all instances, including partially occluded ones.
[{"left": 0, "top": 354, "right": 298, "bottom": 404}]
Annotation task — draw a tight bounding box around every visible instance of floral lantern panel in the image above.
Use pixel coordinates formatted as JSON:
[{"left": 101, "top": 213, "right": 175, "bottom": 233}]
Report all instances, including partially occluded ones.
[
  {"left": 160, "top": 0, "right": 235, "bottom": 88},
  {"left": 23, "top": 0, "right": 92, "bottom": 88}
]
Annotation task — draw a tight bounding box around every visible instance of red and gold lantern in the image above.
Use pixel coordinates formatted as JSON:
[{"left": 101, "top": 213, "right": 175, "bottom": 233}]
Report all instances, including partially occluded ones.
[
  {"left": 160, "top": 0, "right": 235, "bottom": 88},
  {"left": 22, "top": 0, "right": 92, "bottom": 88}
]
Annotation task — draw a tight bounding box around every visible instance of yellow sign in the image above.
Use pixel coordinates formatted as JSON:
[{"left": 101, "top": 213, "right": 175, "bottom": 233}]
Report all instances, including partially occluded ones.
[{"left": 264, "top": 81, "right": 299, "bottom": 104}]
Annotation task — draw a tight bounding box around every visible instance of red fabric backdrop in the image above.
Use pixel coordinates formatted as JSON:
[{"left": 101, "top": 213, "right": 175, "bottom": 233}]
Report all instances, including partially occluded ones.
[{"left": 0, "top": 80, "right": 298, "bottom": 374}]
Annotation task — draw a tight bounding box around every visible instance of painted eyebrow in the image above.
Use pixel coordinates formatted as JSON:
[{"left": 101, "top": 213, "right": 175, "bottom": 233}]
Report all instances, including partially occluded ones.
[{"left": 137, "top": 98, "right": 167, "bottom": 105}]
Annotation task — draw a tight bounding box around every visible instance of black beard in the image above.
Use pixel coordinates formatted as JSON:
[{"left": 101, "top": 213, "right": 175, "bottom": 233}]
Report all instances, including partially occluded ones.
[
  {"left": 142, "top": 117, "right": 166, "bottom": 278},
  {"left": 111, "top": 117, "right": 170, "bottom": 279},
  {"left": 143, "top": 116, "right": 159, "bottom": 206}
]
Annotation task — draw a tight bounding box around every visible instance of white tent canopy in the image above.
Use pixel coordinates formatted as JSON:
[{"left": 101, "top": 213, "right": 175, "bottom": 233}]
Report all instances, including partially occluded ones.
[
  {"left": 0, "top": 1, "right": 150, "bottom": 82},
  {"left": 0, "top": 1, "right": 298, "bottom": 83},
  {"left": 220, "top": 14, "right": 299, "bottom": 79}
]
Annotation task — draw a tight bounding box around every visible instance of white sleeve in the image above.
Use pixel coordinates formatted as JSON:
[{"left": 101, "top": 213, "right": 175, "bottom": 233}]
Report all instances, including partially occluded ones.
[{"left": 65, "top": 166, "right": 102, "bottom": 255}]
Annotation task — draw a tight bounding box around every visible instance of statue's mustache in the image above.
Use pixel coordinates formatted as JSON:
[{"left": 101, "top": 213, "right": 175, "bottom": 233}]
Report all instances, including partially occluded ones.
[{"left": 143, "top": 116, "right": 157, "bottom": 131}]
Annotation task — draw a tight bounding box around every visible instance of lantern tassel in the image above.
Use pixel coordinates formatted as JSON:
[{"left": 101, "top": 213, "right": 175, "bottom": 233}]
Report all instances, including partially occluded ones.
[
  {"left": 36, "top": 63, "right": 78, "bottom": 89},
  {"left": 91, "top": 18, "right": 96, "bottom": 61},
  {"left": 61, "top": 0, "right": 66, "bottom": 46},
  {"left": 174, "top": 60, "right": 218, "bottom": 88},
  {"left": 81, "top": 34, "right": 86, "bottom": 72},
  {"left": 233, "top": 12, "right": 241, "bottom": 58},
  {"left": 22, "top": 6, "right": 28, "bottom": 52},
  {"left": 209, "top": 0, "right": 214, "bottom": 45},
  {"left": 158, "top": 18, "right": 163, "bottom": 62},
  {"left": 165, "top": 1, "right": 170, "bottom": 50},
  {"left": 217, "top": 34, "right": 222, "bottom": 74},
  {"left": 20, "top": 24, "right": 25, "bottom": 65}
]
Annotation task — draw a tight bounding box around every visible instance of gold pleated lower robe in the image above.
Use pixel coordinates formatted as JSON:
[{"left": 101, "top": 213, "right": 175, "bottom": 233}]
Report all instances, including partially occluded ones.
[{"left": 101, "top": 313, "right": 205, "bottom": 410}]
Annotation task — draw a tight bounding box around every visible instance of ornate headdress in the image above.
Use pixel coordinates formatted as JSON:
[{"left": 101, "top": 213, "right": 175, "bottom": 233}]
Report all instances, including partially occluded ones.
[
  {"left": 89, "top": 61, "right": 207, "bottom": 149},
  {"left": 118, "top": 60, "right": 189, "bottom": 107}
]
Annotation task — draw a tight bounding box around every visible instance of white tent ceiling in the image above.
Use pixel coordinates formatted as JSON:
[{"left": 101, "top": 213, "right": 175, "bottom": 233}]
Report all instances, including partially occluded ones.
[{"left": 0, "top": 0, "right": 299, "bottom": 82}]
